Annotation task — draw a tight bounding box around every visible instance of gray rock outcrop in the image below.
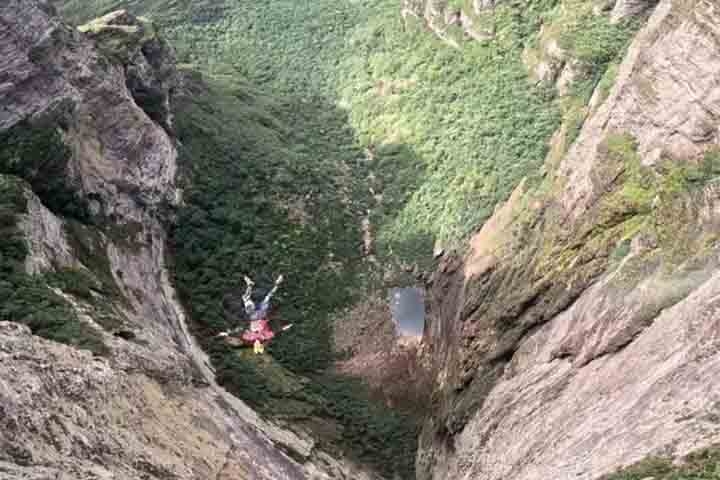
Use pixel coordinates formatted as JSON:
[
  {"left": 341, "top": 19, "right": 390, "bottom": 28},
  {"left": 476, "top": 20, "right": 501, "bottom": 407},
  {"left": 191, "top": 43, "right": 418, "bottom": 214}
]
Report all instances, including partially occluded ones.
[{"left": 611, "top": 0, "right": 661, "bottom": 22}]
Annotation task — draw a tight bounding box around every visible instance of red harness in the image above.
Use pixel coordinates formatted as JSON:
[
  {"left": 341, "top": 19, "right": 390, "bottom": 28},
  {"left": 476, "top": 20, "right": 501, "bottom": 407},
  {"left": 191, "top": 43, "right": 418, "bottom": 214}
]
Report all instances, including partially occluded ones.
[{"left": 241, "top": 318, "right": 275, "bottom": 344}]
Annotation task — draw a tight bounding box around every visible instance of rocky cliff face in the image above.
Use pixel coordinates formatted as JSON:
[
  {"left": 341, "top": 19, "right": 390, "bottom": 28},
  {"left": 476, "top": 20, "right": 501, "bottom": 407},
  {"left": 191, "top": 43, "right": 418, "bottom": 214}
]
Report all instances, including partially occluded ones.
[
  {"left": 418, "top": 0, "right": 720, "bottom": 478},
  {"left": 0, "top": 2, "right": 376, "bottom": 478}
]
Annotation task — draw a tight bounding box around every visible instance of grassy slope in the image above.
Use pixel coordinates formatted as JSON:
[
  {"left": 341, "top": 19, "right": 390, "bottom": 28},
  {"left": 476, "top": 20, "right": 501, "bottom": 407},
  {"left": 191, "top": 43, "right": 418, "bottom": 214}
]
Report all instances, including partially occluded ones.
[
  {"left": 62, "top": 0, "right": 562, "bottom": 255},
  {"left": 601, "top": 446, "right": 720, "bottom": 479},
  {"left": 337, "top": 1, "right": 561, "bottom": 252}
]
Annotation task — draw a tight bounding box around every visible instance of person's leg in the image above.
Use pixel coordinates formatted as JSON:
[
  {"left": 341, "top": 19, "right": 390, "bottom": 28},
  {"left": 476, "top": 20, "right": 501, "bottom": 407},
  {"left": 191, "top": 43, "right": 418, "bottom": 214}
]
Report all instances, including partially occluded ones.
[
  {"left": 243, "top": 277, "right": 256, "bottom": 317},
  {"left": 260, "top": 285, "right": 277, "bottom": 307},
  {"left": 259, "top": 275, "right": 283, "bottom": 313}
]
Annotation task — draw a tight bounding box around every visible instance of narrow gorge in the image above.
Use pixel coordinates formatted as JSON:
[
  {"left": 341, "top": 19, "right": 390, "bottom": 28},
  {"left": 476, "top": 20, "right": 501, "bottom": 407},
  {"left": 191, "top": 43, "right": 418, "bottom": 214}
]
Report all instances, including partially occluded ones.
[{"left": 1, "top": 0, "right": 720, "bottom": 479}]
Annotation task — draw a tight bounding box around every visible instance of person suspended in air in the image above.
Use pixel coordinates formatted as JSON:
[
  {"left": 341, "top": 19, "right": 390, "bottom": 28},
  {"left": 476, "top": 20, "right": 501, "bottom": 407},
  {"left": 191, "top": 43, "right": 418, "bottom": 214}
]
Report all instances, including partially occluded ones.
[{"left": 218, "top": 274, "right": 292, "bottom": 354}]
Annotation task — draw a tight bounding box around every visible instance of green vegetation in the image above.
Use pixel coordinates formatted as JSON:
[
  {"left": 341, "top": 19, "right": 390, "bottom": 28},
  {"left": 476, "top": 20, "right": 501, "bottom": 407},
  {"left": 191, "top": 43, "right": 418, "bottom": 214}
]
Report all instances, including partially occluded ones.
[
  {"left": 0, "top": 121, "right": 106, "bottom": 354},
  {"left": 594, "top": 61, "right": 621, "bottom": 109},
  {"left": 169, "top": 74, "right": 418, "bottom": 477},
  {"left": 44, "top": 267, "right": 124, "bottom": 331},
  {"left": 0, "top": 122, "right": 89, "bottom": 221},
  {"left": 45, "top": 268, "right": 102, "bottom": 301},
  {"left": 606, "top": 134, "right": 655, "bottom": 214},
  {"left": 559, "top": 11, "right": 636, "bottom": 68},
  {"left": 305, "top": 374, "right": 419, "bottom": 475},
  {"left": 0, "top": 120, "right": 122, "bottom": 344},
  {"left": 63, "top": 219, "right": 128, "bottom": 303},
  {"left": 662, "top": 148, "right": 720, "bottom": 192},
  {"left": 602, "top": 446, "right": 720, "bottom": 479},
  {"left": 559, "top": 12, "right": 635, "bottom": 128},
  {"left": 594, "top": 134, "right": 720, "bottom": 271},
  {"left": 603, "top": 135, "right": 720, "bottom": 210},
  {"left": 61, "top": 0, "right": 562, "bottom": 255},
  {"left": 553, "top": 1, "right": 637, "bottom": 152},
  {"left": 215, "top": 349, "right": 418, "bottom": 476},
  {"left": 0, "top": 175, "right": 107, "bottom": 355},
  {"left": 609, "top": 238, "right": 631, "bottom": 262},
  {"left": 338, "top": 1, "right": 561, "bottom": 251},
  {"left": 57, "top": 0, "right": 643, "bottom": 476}
]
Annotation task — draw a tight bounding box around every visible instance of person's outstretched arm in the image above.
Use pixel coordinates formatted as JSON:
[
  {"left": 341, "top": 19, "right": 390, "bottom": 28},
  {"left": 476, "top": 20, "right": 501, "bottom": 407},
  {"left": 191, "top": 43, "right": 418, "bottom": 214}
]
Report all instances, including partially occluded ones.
[{"left": 217, "top": 324, "right": 244, "bottom": 337}]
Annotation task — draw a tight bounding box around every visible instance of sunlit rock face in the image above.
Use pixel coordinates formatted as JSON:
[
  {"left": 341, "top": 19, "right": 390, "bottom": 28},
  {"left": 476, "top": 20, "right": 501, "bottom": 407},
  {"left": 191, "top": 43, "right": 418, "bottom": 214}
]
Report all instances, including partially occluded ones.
[{"left": 418, "top": 1, "right": 720, "bottom": 479}]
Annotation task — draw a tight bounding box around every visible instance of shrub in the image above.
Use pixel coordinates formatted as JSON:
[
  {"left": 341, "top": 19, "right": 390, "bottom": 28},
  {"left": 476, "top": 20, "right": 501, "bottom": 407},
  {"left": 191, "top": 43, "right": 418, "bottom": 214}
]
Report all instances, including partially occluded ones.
[
  {"left": 0, "top": 123, "right": 90, "bottom": 221},
  {"left": 0, "top": 175, "right": 107, "bottom": 355},
  {"left": 601, "top": 446, "right": 720, "bottom": 479}
]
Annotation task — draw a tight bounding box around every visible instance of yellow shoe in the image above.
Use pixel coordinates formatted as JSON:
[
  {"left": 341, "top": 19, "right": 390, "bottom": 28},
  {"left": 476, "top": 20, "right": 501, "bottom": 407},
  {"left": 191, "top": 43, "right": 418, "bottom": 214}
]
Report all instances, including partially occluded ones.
[{"left": 254, "top": 340, "right": 264, "bottom": 354}]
